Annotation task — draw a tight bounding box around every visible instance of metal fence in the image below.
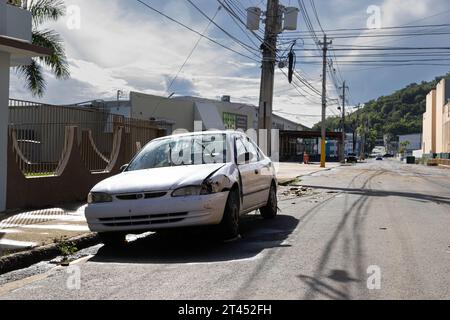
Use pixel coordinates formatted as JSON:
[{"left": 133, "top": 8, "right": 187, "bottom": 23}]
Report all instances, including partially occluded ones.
[{"left": 8, "top": 100, "right": 164, "bottom": 176}]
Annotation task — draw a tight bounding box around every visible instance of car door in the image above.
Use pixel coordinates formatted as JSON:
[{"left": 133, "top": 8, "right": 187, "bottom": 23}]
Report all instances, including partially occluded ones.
[
  {"left": 235, "top": 135, "right": 259, "bottom": 211},
  {"left": 245, "top": 137, "right": 272, "bottom": 207}
]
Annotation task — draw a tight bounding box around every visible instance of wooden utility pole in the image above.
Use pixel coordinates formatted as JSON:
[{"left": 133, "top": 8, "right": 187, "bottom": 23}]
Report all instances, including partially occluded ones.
[
  {"left": 258, "top": 0, "right": 280, "bottom": 156},
  {"left": 353, "top": 103, "right": 361, "bottom": 154},
  {"left": 319, "top": 34, "right": 332, "bottom": 168}
]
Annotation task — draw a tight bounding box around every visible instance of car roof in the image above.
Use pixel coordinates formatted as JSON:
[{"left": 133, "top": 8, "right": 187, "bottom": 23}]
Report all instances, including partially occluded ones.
[{"left": 152, "top": 130, "right": 246, "bottom": 142}]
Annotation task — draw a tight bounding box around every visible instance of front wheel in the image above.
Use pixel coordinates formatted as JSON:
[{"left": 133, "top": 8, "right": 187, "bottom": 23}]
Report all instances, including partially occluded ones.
[
  {"left": 219, "top": 189, "right": 240, "bottom": 240},
  {"left": 260, "top": 183, "right": 278, "bottom": 219}
]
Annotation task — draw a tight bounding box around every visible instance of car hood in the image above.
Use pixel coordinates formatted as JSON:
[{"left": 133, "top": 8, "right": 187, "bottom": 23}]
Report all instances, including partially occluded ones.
[{"left": 91, "top": 163, "right": 227, "bottom": 194}]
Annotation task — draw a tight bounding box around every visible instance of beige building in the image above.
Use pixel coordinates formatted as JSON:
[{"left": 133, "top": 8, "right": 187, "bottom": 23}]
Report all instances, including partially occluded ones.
[
  {"left": 422, "top": 90, "right": 436, "bottom": 154},
  {"left": 443, "top": 101, "right": 450, "bottom": 153},
  {"left": 129, "top": 92, "right": 308, "bottom": 134},
  {"left": 422, "top": 78, "right": 450, "bottom": 155}
]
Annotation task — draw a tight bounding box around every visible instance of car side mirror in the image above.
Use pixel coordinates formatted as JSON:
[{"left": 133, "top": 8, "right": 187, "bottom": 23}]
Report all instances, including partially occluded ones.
[
  {"left": 237, "top": 152, "right": 253, "bottom": 164},
  {"left": 120, "top": 164, "right": 129, "bottom": 172}
]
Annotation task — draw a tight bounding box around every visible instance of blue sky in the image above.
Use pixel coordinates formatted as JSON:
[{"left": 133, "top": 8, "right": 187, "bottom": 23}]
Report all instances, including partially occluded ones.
[{"left": 9, "top": 0, "right": 450, "bottom": 127}]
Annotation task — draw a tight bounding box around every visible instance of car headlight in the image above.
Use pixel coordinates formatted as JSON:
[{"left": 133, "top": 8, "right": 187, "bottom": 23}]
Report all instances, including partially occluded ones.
[
  {"left": 171, "top": 178, "right": 225, "bottom": 197},
  {"left": 87, "top": 192, "right": 113, "bottom": 204},
  {"left": 171, "top": 185, "right": 206, "bottom": 197}
]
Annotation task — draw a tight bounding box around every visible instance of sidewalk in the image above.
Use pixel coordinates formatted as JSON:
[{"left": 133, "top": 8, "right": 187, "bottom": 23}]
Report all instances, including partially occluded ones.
[
  {"left": 276, "top": 162, "right": 341, "bottom": 184},
  {"left": 0, "top": 203, "right": 89, "bottom": 256}
]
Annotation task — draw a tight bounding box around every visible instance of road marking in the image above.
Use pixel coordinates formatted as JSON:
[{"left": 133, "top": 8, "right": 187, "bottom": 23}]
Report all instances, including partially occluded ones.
[
  {"left": 0, "top": 266, "right": 63, "bottom": 297},
  {"left": 69, "top": 254, "right": 94, "bottom": 265}
]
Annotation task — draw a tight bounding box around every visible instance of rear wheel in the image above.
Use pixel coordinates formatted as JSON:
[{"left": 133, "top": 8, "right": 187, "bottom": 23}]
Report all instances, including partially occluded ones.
[
  {"left": 260, "top": 183, "right": 278, "bottom": 219},
  {"left": 219, "top": 189, "right": 240, "bottom": 240},
  {"left": 98, "top": 232, "right": 126, "bottom": 247}
]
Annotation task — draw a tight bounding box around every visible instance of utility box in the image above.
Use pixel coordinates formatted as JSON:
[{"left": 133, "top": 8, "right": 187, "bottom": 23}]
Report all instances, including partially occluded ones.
[
  {"left": 246, "top": 7, "right": 261, "bottom": 31},
  {"left": 284, "top": 7, "right": 299, "bottom": 31}
]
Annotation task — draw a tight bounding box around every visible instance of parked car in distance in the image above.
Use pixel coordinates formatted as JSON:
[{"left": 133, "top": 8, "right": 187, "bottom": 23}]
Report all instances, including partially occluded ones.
[
  {"left": 383, "top": 153, "right": 394, "bottom": 158},
  {"left": 85, "top": 131, "right": 278, "bottom": 245},
  {"left": 346, "top": 153, "right": 358, "bottom": 163},
  {"left": 376, "top": 156, "right": 383, "bottom": 161}
]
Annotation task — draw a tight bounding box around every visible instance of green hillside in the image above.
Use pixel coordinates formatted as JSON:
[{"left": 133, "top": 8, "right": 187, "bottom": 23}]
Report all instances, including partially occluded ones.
[{"left": 312, "top": 73, "right": 450, "bottom": 150}]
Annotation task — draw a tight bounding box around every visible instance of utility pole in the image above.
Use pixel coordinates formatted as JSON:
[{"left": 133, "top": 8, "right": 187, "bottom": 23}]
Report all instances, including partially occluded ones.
[
  {"left": 258, "top": 0, "right": 280, "bottom": 156},
  {"left": 353, "top": 103, "right": 361, "bottom": 154},
  {"left": 361, "top": 115, "right": 368, "bottom": 160},
  {"left": 319, "top": 34, "right": 332, "bottom": 168},
  {"left": 339, "top": 81, "right": 348, "bottom": 162}
]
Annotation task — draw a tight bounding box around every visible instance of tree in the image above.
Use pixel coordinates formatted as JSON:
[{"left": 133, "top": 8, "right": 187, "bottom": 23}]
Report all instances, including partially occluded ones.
[{"left": 16, "top": 0, "right": 70, "bottom": 97}]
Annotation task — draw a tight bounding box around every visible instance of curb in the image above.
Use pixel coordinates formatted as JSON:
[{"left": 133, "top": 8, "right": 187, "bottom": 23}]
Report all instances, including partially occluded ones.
[{"left": 0, "top": 233, "right": 100, "bottom": 275}]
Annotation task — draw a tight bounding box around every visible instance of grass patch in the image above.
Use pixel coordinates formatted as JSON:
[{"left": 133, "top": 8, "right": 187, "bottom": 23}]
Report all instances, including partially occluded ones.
[{"left": 54, "top": 237, "right": 79, "bottom": 265}]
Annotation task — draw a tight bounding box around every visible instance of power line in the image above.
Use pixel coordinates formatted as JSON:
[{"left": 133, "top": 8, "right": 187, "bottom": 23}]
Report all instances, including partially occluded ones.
[
  {"left": 283, "top": 22, "right": 450, "bottom": 34},
  {"left": 151, "top": 6, "right": 222, "bottom": 118},
  {"left": 281, "top": 30, "right": 450, "bottom": 39},
  {"left": 166, "top": 6, "right": 222, "bottom": 96},
  {"left": 185, "top": 0, "right": 261, "bottom": 58},
  {"left": 135, "top": 0, "right": 259, "bottom": 62}
]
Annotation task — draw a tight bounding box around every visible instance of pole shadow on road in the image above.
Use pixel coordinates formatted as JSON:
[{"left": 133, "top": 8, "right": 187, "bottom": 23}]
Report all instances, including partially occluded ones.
[
  {"left": 90, "top": 214, "right": 299, "bottom": 264},
  {"left": 300, "top": 185, "right": 450, "bottom": 205}
]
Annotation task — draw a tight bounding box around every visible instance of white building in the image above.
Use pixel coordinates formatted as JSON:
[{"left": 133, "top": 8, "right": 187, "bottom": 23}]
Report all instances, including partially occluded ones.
[{"left": 0, "top": 0, "right": 51, "bottom": 211}]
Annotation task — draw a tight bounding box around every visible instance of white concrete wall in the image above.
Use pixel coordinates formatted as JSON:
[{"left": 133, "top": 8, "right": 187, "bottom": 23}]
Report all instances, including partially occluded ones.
[
  {"left": 5, "top": 3, "right": 32, "bottom": 41},
  {"left": 0, "top": 51, "right": 10, "bottom": 211},
  {"left": 0, "top": 1, "right": 6, "bottom": 36}
]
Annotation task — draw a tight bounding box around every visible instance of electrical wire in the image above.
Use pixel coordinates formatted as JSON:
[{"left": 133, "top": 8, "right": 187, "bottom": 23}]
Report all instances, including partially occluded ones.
[{"left": 135, "top": 0, "right": 260, "bottom": 62}]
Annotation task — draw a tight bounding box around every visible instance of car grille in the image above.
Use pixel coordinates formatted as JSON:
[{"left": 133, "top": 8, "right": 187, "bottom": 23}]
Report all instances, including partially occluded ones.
[
  {"left": 99, "top": 212, "right": 188, "bottom": 227},
  {"left": 115, "top": 191, "right": 167, "bottom": 200}
]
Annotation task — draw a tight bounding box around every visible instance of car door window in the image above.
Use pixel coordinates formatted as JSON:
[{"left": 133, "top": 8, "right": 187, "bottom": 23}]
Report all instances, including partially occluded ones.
[
  {"left": 235, "top": 137, "right": 247, "bottom": 164},
  {"left": 244, "top": 138, "right": 259, "bottom": 163}
]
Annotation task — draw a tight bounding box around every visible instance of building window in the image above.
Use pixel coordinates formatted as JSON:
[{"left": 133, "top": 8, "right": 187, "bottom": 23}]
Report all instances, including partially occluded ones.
[{"left": 223, "top": 112, "right": 248, "bottom": 130}]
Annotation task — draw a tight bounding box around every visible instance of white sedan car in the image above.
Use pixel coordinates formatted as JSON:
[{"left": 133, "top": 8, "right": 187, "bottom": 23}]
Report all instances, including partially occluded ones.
[{"left": 85, "top": 131, "right": 278, "bottom": 245}]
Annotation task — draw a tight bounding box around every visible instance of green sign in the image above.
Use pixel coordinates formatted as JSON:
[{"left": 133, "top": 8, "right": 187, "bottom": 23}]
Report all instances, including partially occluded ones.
[{"left": 223, "top": 112, "right": 248, "bottom": 130}]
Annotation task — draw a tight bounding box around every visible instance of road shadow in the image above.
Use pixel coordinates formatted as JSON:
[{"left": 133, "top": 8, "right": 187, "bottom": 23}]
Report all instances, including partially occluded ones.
[
  {"left": 300, "top": 185, "right": 450, "bottom": 206},
  {"left": 90, "top": 214, "right": 298, "bottom": 264},
  {"left": 298, "top": 269, "right": 360, "bottom": 300}
]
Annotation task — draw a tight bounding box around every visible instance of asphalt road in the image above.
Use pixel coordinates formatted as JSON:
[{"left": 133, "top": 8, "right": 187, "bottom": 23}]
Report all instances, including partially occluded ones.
[{"left": 1, "top": 160, "right": 449, "bottom": 300}]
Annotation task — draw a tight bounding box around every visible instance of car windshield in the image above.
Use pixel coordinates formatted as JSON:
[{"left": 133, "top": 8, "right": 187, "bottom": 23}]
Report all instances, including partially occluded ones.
[{"left": 126, "top": 133, "right": 229, "bottom": 171}]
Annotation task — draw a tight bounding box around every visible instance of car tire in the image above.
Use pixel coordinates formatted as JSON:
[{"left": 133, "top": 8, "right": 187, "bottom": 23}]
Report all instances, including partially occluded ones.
[
  {"left": 260, "top": 183, "right": 278, "bottom": 219},
  {"left": 98, "top": 232, "right": 126, "bottom": 246},
  {"left": 219, "top": 189, "right": 240, "bottom": 240}
]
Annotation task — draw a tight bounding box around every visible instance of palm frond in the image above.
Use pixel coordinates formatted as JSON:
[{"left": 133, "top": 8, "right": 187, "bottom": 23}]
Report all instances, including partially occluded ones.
[
  {"left": 16, "top": 59, "right": 46, "bottom": 97},
  {"left": 32, "top": 29, "right": 70, "bottom": 79},
  {"left": 29, "top": 0, "right": 66, "bottom": 26}
]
